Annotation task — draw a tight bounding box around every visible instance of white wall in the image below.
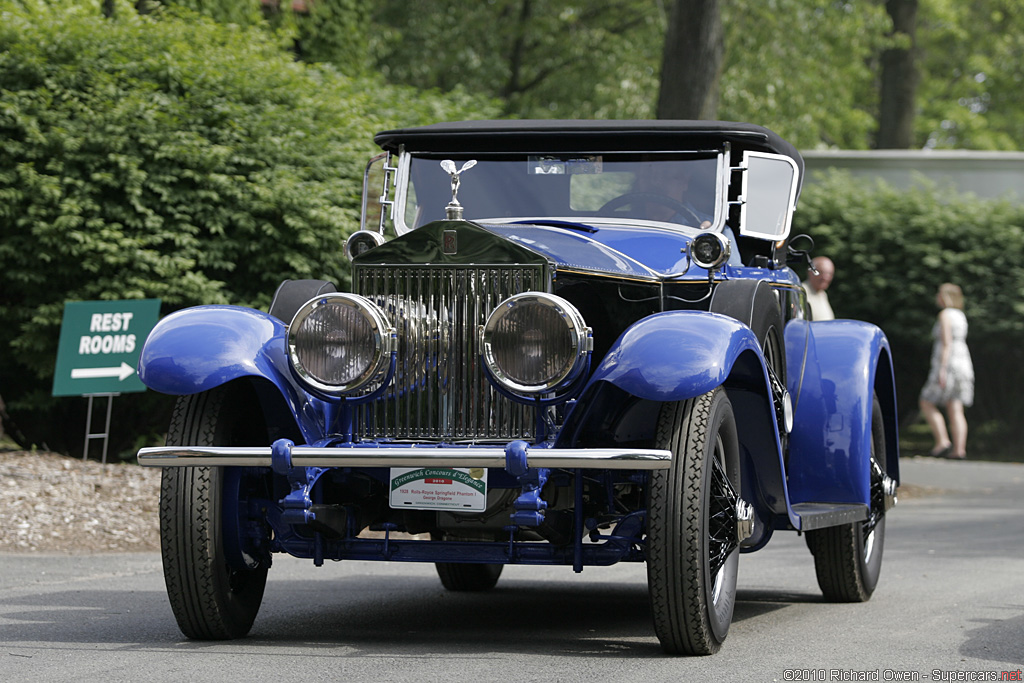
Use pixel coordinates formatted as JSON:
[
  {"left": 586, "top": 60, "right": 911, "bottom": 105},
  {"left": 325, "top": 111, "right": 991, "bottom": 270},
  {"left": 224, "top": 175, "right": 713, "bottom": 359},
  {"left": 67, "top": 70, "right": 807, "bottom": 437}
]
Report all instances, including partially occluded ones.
[{"left": 801, "top": 150, "right": 1024, "bottom": 202}]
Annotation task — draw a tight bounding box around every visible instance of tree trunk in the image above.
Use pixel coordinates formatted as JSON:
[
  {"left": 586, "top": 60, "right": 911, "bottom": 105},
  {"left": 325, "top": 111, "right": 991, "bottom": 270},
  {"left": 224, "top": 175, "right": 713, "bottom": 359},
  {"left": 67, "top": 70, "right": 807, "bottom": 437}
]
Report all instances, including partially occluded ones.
[
  {"left": 876, "top": 0, "right": 919, "bottom": 148},
  {"left": 501, "top": 0, "right": 532, "bottom": 106},
  {"left": 656, "top": 0, "right": 723, "bottom": 120}
]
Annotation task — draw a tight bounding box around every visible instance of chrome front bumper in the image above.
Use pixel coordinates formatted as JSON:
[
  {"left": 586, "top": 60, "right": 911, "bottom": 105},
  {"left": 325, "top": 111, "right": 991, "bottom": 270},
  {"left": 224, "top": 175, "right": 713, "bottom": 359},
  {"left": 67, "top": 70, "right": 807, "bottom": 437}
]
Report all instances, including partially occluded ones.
[{"left": 137, "top": 442, "right": 673, "bottom": 470}]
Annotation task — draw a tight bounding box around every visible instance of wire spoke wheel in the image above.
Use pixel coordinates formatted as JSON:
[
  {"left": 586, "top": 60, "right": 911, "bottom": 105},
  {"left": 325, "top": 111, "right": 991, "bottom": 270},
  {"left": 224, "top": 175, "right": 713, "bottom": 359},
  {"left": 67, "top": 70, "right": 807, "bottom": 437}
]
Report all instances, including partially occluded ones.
[
  {"left": 646, "top": 387, "right": 741, "bottom": 655},
  {"left": 707, "top": 444, "right": 740, "bottom": 593}
]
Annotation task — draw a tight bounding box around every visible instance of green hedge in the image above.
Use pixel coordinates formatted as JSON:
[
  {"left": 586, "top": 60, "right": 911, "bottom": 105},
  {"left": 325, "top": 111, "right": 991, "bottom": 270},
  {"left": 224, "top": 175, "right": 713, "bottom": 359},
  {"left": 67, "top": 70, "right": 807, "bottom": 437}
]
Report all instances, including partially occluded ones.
[
  {"left": 0, "top": 3, "right": 498, "bottom": 456},
  {"left": 794, "top": 171, "right": 1024, "bottom": 458}
]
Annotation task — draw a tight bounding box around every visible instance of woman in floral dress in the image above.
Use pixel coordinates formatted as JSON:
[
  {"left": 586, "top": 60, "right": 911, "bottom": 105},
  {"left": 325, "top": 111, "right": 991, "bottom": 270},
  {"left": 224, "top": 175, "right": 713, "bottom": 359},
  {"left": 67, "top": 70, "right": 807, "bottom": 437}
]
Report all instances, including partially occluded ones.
[{"left": 919, "top": 283, "right": 975, "bottom": 459}]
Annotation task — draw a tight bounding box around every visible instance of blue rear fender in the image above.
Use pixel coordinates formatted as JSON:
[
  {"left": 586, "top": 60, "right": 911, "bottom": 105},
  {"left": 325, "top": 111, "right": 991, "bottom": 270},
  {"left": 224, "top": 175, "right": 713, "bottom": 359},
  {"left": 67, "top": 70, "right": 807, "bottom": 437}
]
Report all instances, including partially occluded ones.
[
  {"left": 786, "top": 320, "right": 900, "bottom": 508},
  {"left": 137, "top": 305, "right": 327, "bottom": 443},
  {"left": 558, "top": 310, "right": 789, "bottom": 525}
]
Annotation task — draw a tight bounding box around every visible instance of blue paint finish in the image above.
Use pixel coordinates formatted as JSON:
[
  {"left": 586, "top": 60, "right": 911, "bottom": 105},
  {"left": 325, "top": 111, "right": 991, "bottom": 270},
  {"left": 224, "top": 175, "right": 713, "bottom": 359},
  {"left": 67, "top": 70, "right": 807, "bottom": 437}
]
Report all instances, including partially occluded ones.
[
  {"left": 483, "top": 223, "right": 822, "bottom": 282},
  {"left": 138, "top": 305, "right": 326, "bottom": 443},
  {"left": 560, "top": 310, "right": 795, "bottom": 525},
  {"left": 571, "top": 225, "right": 692, "bottom": 275},
  {"left": 783, "top": 318, "right": 812, "bottom": 414},
  {"left": 265, "top": 528, "right": 645, "bottom": 566},
  {"left": 585, "top": 311, "right": 762, "bottom": 401},
  {"left": 271, "top": 438, "right": 295, "bottom": 475},
  {"left": 786, "top": 320, "right": 895, "bottom": 506},
  {"left": 504, "top": 440, "right": 531, "bottom": 477},
  {"left": 139, "top": 305, "right": 284, "bottom": 393},
  {"left": 483, "top": 223, "right": 663, "bottom": 278}
]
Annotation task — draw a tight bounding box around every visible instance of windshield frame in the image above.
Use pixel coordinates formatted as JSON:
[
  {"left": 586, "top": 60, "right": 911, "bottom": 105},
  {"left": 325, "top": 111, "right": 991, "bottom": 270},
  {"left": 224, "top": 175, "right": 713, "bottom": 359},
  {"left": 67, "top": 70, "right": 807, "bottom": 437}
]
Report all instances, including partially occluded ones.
[{"left": 391, "top": 148, "right": 730, "bottom": 236}]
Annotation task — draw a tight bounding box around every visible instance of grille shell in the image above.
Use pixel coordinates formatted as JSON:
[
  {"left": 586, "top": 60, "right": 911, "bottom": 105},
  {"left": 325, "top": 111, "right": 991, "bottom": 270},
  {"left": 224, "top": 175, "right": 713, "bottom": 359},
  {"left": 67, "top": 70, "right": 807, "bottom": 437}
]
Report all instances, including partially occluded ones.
[{"left": 354, "top": 263, "right": 546, "bottom": 441}]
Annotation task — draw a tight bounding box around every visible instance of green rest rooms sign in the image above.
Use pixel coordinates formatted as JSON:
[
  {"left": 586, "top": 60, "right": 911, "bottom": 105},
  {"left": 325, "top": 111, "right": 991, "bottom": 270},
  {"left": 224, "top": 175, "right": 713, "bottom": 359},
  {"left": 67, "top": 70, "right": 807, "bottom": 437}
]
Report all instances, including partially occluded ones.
[{"left": 52, "top": 299, "right": 161, "bottom": 397}]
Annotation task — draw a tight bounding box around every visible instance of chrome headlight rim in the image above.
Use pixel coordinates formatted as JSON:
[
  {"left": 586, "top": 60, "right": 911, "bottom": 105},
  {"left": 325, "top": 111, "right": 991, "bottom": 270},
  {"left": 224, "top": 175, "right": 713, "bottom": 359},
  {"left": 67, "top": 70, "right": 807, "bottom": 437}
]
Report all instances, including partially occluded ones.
[
  {"left": 288, "top": 292, "right": 395, "bottom": 396},
  {"left": 690, "top": 231, "right": 731, "bottom": 270},
  {"left": 481, "top": 292, "right": 591, "bottom": 395}
]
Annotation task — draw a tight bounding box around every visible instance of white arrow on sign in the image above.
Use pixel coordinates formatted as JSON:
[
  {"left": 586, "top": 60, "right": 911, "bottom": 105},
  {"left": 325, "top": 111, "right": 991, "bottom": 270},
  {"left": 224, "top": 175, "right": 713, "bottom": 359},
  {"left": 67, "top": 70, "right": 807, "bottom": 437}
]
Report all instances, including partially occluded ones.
[{"left": 70, "top": 362, "right": 135, "bottom": 382}]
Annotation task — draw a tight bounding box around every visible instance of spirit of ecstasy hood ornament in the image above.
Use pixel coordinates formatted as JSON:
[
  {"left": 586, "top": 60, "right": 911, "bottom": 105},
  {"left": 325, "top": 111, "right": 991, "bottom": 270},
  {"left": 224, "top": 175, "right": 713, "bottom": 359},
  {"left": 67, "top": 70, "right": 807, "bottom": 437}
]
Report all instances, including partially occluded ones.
[{"left": 440, "top": 159, "right": 477, "bottom": 220}]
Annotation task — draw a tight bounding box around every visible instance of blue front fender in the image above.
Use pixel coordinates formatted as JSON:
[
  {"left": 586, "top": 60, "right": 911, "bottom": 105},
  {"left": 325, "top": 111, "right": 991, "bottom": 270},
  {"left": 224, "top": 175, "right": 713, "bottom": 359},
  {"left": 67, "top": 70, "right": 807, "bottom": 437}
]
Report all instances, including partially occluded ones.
[
  {"left": 138, "top": 305, "right": 327, "bottom": 442},
  {"left": 585, "top": 310, "right": 763, "bottom": 401},
  {"left": 559, "top": 310, "right": 790, "bottom": 538}
]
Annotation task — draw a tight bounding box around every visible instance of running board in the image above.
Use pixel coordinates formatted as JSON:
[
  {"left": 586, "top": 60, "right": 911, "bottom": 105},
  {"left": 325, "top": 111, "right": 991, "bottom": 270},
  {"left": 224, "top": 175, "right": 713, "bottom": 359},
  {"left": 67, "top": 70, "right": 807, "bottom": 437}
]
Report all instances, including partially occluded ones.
[{"left": 790, "top": 503, "right": 869, "bottom": 531}]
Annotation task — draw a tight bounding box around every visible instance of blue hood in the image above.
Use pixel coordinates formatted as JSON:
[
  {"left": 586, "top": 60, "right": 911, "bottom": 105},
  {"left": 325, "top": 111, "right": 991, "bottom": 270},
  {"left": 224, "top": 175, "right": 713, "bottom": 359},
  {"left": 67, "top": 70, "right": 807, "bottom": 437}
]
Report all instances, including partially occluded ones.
[{"left": 481, "top": 223, "right": 695, "bottom": 279}]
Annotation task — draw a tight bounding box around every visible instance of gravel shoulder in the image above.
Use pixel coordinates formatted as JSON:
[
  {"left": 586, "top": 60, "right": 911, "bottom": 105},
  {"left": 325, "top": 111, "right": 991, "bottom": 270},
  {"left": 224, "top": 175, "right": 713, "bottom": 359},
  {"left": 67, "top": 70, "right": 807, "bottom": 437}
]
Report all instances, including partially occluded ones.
[{"left": 0, "top": 449, "right": 161, "bottom": 553}]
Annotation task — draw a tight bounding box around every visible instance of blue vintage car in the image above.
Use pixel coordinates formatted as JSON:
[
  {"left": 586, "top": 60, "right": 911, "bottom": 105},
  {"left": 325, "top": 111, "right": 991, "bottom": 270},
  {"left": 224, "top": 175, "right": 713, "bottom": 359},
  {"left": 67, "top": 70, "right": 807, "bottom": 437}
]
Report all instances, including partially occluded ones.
[{"left": 137, "top": 120, "right": 899, "bottom": 655}]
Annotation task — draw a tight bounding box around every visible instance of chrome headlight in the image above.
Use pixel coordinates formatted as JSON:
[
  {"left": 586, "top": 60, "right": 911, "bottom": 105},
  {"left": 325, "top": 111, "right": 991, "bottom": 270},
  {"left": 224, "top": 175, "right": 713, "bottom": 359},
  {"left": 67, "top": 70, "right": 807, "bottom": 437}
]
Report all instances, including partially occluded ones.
[
  {"left": 344, "top": 230, "right": 386, "bottom": 262},
  {"left": 481, "top": 293, "right": 591, "bottom": 395},
  {"left": 288, "top": 293, "right": 395, "bottom": 396},
  {"left": 690, "top": 231, "right": 731, "bottom": 270}
]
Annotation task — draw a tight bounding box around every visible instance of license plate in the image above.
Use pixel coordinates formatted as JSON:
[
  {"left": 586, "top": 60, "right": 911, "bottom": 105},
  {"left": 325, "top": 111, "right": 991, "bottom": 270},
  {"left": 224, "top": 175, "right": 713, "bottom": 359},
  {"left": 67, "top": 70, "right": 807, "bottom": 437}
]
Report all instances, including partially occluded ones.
[{"left": 389, "top": 467, "right": 488, "bottom": 512}]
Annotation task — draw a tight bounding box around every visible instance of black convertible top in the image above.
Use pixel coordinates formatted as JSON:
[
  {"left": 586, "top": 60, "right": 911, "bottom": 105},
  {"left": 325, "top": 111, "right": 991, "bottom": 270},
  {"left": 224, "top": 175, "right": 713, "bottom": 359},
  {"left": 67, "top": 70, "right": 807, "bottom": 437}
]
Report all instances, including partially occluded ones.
[{"left": 374, "top": 119, "right": 803, "bottom": 182}]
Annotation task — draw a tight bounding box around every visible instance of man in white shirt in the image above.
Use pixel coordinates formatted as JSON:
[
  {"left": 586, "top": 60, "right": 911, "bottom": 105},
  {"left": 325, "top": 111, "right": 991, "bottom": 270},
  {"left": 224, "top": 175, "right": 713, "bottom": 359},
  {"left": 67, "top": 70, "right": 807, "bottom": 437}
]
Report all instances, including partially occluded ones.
[{"left": 802, "top": 256, "right": 835, "bottom": 321}]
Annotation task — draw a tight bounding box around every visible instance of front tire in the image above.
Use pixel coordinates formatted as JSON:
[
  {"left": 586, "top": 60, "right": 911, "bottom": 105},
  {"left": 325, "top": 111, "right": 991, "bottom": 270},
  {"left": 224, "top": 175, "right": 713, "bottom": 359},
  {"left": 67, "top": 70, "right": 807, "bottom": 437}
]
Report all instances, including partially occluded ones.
[
  {"left": 160, "top": 385, "right": 270, "bottom": 639},
  {"left": 805, "top": 394, "right": 887, "bottom": 602},
  {"left": 646, "top": 388, "right": 742, "bottom": 655}
]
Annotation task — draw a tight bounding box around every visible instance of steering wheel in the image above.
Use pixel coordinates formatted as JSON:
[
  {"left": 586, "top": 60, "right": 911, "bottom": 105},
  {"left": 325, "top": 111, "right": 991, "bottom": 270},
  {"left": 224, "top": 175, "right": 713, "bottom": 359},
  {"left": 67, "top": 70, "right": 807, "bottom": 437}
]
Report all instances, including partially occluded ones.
[{"left": 598, "top": 192, "right": 703, "bottom": 226}]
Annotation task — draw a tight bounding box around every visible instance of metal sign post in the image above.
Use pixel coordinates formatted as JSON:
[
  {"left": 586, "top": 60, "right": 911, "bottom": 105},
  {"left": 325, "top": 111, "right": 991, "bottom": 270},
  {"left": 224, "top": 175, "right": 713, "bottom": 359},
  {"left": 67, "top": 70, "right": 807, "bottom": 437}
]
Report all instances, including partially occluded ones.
[{"left": 83, "top": 392, "right": 119, "bottom": 464}]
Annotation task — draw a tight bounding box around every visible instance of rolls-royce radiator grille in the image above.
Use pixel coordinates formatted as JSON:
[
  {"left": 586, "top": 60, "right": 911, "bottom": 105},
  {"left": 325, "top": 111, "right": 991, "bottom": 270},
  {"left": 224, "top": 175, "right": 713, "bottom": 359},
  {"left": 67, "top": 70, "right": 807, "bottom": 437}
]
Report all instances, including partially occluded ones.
[{"left": 354, "top": 264, "right": 545, "bottom": 441}]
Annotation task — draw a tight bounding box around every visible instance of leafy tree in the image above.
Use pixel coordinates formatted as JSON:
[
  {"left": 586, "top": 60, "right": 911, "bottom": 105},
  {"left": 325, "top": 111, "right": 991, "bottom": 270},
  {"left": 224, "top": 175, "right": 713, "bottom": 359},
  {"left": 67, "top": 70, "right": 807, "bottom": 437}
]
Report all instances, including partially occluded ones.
[
  {"left": 369, "top": 0, "right": 892, "bottom": 147},
  {"left": 207, "top": 0, "right": 1024, "bottom": 152},
  {"left": 915, "top": 0, "right": 1024, "bottom": 149},
  {"left": 138, "top": 0, "right": 264, "bottom": 24},
  {"left": 0, "top": 0, "right": 498, "bottom": 455},
  {"left": 717, "top": 0, "right": 891, "bottom": 149},
  {"left": 276, "top": 0, "right": 372, "bottom": 72},
  {"left": 106, "top": 0, "right": 373, "bottom": 74},
  {"left": 371, "top": 0, "right": 664, "bottom": 119}
]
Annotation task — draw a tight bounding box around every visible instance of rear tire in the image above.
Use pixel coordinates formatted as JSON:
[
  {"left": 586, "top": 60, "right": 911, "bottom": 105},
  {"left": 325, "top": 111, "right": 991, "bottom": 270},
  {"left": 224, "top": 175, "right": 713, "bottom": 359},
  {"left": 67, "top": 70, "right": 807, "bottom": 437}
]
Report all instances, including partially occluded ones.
[
  {"left": 646, "top": 388, "right": 741, "bottom": 655},
  {"left": 805, "top": 395, "right": 887, "bottom": 602},
  {"left": 160, "top": 385, "right": 270, "bottom": 639}
]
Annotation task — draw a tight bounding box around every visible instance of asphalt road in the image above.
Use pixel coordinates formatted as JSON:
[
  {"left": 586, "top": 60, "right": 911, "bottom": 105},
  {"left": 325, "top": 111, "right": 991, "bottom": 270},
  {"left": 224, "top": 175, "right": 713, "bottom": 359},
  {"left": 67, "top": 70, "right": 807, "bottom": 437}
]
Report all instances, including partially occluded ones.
[{"left": 1, "top": 456, "right": 1022, "bottom": 682}]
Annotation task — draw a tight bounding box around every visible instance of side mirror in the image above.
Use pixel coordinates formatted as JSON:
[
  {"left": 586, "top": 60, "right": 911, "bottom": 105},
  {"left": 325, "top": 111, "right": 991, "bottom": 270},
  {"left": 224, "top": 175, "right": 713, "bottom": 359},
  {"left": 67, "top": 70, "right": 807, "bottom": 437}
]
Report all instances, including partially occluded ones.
[
  {"left": 786, "top": 233, "right": 816, "bottom": 268},
  {"left": 737, "top": 151, "right": 799, "bottom": 241}
]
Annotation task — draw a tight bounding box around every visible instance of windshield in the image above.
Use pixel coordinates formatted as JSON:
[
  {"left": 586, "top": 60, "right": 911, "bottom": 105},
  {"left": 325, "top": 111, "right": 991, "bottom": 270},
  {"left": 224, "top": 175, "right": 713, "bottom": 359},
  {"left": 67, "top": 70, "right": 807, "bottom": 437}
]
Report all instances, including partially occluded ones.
[{"left": 400, "top": 153, "right": 722, "bottom": 232}]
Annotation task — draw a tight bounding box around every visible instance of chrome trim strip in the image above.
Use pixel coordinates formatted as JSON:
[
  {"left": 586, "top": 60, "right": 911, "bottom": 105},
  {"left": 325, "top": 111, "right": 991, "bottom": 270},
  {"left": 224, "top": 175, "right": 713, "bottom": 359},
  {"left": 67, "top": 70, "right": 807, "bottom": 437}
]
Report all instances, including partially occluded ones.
[
  {"left": 736, "top": 498, "right": 754, "bottom": 542},
  {"left": 553, "top": 267, "right": 661, "bottom": 284},
  {"left": 883, "top": 475, "right": 898, "bottom": 511},
  {"left": 138, "top": 445, "right": 673, "bottom": 470}
]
